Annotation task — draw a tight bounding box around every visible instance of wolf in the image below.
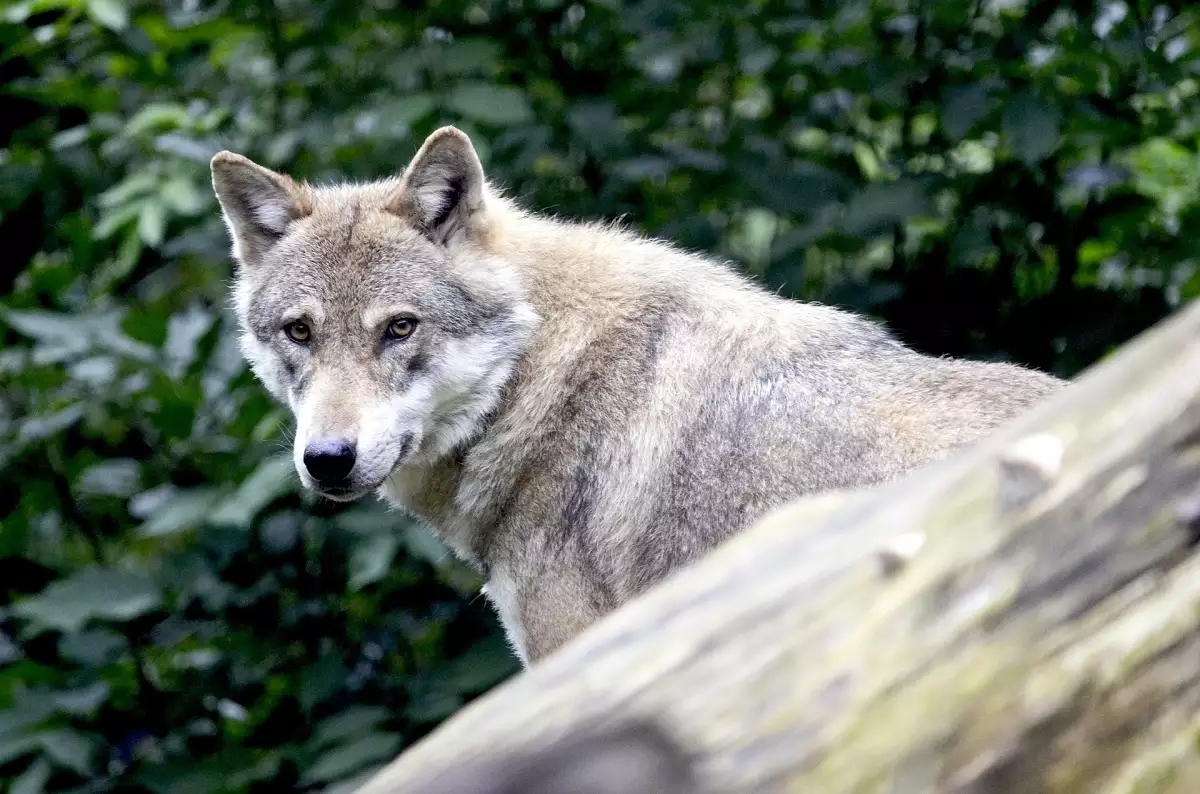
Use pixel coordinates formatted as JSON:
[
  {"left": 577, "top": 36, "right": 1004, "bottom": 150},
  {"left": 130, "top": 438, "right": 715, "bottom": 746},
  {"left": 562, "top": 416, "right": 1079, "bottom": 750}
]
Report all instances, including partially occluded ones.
[{"left": 210, "top": 126, "right": 1065, "bottom": 666}]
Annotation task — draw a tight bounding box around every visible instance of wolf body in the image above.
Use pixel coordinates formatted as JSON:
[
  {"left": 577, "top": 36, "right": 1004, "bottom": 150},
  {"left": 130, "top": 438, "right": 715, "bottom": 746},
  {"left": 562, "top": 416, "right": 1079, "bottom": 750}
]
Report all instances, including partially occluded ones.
[{"left": 211, "top": 127, "right": 1065, "bottom": 665}]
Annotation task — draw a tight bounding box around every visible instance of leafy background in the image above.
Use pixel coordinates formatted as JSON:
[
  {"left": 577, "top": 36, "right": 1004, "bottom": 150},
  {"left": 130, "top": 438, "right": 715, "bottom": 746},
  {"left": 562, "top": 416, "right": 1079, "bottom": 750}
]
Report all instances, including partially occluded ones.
[{"left": 1, "top": 0, "right": 1198, "bottom": 791}]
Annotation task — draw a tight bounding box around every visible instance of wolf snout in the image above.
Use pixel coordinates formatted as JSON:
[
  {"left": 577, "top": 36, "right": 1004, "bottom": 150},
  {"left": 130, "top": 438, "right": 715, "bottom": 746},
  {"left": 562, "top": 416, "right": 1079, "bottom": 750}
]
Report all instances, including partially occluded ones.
[{"left": 302, "top": 439, "right": 357, "bottom": 486}]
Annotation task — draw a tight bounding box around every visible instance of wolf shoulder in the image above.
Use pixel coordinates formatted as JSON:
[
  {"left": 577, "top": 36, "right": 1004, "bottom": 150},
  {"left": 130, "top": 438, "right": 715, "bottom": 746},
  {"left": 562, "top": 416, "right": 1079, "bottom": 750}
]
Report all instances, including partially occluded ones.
[{"left": 623, "top": 262, "right": 1066, "bottom": 457}]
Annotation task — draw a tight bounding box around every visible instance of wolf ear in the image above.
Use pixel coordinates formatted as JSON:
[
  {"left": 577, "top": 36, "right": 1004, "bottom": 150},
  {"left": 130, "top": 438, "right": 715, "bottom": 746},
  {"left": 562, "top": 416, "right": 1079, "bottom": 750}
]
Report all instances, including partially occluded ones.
[
  {"left": 389, "top": 126, "right": 486, "bottom": 244},
  {"left": 210, "top": 152, "right": 310, "bottom": 266}
]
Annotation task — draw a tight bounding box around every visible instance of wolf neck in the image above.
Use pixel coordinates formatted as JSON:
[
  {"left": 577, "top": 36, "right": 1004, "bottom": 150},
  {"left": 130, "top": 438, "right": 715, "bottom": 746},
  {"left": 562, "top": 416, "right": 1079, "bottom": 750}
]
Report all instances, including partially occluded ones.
[
  {"left": 483, "top": 195, "right": 757, "bottom": 320},
  {"left": 382, "top": 194, "right": 765, "bottom": 566}
]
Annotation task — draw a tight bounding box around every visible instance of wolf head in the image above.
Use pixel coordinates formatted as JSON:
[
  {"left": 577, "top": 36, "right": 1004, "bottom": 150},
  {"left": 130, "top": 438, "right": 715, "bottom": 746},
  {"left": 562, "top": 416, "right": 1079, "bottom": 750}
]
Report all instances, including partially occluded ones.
[{"left": 211, "top": 127, "right": 538, "bottom": 501}]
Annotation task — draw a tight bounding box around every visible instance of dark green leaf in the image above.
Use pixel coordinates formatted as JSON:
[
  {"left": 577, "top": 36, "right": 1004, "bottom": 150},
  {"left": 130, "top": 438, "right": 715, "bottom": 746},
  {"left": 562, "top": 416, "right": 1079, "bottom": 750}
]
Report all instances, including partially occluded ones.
[
  {"left": 940, "top": 84, "right": 993, "bottom": 141},
  {"left": 299, "top": 652, "right": 348, "bottom": 713},
  {"left": 301, "top": 732, "right": 403, "bottom": 784},
  {"left": 1002, "top": 92, "right": 1062, "bottom": 167},
  {"left": 309, "top": 706, "right": 390, "bottom": 750},
  {"left": 840, "top": 180, "right": 934, "bottom": 240}
]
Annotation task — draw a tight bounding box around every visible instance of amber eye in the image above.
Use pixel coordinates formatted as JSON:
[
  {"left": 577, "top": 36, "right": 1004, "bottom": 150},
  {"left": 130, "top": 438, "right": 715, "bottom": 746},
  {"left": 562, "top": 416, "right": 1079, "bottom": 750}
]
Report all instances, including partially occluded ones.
[
  {"left": 283, "top": 321, "right": 311, "bottom": 344},
  {"left": 385, "top": 317, "right": 417, "bottom": 340}
]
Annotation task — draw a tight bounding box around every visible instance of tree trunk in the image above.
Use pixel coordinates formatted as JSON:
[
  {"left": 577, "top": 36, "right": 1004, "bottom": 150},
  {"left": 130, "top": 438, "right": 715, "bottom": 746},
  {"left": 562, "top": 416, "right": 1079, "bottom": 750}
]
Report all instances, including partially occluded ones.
[{"left": 355, "top": 299, "right": 1200, "bottom": 794}]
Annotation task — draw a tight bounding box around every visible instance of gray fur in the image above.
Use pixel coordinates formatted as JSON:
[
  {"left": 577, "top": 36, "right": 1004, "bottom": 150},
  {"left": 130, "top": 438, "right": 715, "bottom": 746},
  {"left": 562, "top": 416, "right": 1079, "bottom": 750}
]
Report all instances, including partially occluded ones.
[{"left": 211, "top": 127, "right": 1066, "bottom": 666}]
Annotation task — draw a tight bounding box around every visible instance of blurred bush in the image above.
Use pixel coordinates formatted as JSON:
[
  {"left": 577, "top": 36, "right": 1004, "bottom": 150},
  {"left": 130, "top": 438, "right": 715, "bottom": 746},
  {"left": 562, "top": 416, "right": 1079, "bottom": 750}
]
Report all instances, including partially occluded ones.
[{"left": 1, "top": 0, "right": 1197, "bottom": 791}]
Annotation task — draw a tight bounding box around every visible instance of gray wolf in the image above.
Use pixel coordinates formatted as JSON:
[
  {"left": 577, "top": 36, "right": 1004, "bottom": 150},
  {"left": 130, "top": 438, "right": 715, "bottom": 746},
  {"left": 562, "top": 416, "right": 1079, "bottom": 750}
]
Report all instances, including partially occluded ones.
[{"left": 210, "top": 126, "right": 1065, "bottom": 665}]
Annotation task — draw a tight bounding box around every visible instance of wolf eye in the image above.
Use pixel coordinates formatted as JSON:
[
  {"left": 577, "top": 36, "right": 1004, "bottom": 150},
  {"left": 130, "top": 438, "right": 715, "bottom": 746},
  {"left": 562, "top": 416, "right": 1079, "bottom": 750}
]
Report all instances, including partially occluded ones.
[
  {"left": 283, "top": 321, "right": 311, "bottom": 344},
  {"left": 385, "top": 317, "right": 417, "bottom": 340}
]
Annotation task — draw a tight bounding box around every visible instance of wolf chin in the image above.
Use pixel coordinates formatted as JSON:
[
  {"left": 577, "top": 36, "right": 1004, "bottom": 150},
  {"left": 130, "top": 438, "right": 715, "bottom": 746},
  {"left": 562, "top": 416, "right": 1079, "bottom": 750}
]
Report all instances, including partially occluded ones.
[{"left": 211, "top": 126, "right": 1065, "bottom": 665}]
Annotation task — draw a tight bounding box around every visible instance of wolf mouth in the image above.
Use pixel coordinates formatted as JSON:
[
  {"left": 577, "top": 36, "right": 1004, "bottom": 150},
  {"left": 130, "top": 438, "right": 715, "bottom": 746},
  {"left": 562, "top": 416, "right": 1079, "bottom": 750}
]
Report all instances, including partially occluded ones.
[
  {"left": 314, "top": 484, "right": 371, "bottom": 502},
  {"left": 311, "top": 433, "right": 414, "bottom": 502}
]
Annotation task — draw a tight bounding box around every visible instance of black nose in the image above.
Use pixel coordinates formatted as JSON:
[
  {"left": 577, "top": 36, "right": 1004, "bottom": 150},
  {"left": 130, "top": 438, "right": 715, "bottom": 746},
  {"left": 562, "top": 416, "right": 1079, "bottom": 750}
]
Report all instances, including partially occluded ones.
[{"left": 303, "top": 440, "right": 356, "bottom": 486}]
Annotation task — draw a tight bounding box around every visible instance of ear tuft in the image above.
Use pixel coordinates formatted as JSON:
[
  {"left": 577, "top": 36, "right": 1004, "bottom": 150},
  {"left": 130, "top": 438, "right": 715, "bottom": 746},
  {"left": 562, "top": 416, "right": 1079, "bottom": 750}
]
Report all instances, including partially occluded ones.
[
  {"left": 211, "top": 152, "right": 311, "bottom": 266},
  {"left": 388, "top": 126, "right": 486, "bottom": 243}
]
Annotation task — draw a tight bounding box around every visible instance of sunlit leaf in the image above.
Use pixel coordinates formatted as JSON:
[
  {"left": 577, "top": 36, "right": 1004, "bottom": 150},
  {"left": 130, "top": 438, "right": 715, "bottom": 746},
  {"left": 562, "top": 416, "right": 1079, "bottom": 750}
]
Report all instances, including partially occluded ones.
[
  {"left": 76, "top": 458, "right": 142, "bottom": 498},
  {"left": 138, "top": 201, "right": 167, "bottom": 247},
  {"left": 12, "top": 567, "right": 161, "bottom": 633},
  {"left": 138, "top": 487, "right": 223, "bottom": 537},
  {"left": 207, "top": 455, "right": 297, "bottom": 528},
  {"left": 86, "top": 0, "right": 129, "bottom": 31},
  {"left": 164, "top": 304, "right": 215, "bottom": 377}
]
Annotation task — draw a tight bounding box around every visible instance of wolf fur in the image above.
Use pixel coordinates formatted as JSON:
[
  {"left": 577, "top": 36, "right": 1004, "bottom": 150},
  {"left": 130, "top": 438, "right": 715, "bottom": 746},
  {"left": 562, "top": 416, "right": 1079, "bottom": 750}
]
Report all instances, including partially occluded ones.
[{"left": 210, "top": 126, "right": 1065, "bottom": 665}]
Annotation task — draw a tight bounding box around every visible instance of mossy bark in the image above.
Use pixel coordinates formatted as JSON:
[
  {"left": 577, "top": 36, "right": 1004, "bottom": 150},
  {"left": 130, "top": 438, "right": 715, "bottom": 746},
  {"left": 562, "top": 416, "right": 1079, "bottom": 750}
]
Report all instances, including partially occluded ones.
[{"left": 356, "top": 300, "right": 1200, "bottom": 794}]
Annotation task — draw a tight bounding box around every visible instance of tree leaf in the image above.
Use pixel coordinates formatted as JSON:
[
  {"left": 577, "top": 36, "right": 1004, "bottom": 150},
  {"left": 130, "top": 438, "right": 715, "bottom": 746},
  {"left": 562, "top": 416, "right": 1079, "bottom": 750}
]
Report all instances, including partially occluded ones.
[
  {"left": 0, "top": 630, "right": 20, "bottom": 665},
  {"left": 76, "top": 458, "right": 142, "bottom": 498},
  {"left": 0, "top": 734, "right": 40, "bottom": 767},
  {"left": 301, "top": 733, "right": 403, "bottom": 784},
  {"left": 940, "top": 84, "right": 993, "bottom": 142},
  {"left": 36, "top": 729, "right": 96, "bottom": 775},
  {"left": 447, "top": 82, "right": 533, "bottom": 125},
  {"left": 1, "top": 309, "right": 91, "bottom": 343},
  {"left": 348, "top": 531, "right": 400, "bottom": 591},
  {"left": 438, "top": 39, "right": 501, "bottom": 75},
  {"left": 86, "top": 0, "right": 129, "bottom": 31},
  {"left": 10, "top": 757, "right": 51, "bottom": 794},
  {"left": 299, "top": 652, "right": 348, "bottom": 714},
  {"left": 0, "top": 701, "right": 56, "bottom": 739},
  {"left": 840, "top": 179, "right": 935, "bottom": 240},
  {"left": 438, "top": 635, "right": 520, "bottom": 694},
  {"left": 207, "top": 455, "right": 297, "bottom": 529},
  {"left": 138, "top": 487, "right": 223, "bottom": 537},
  {"left": 164, "top": 304, "right": 215, "bottom": 377},
  {"left": 17, "top": 404, "right": 85, "bottom": 446},
  {"left": 159, "top": 174, "right": 211, "bottom": 213},
  {"left": 12, "top": 567, "right": 161, "bottom": 634},
  {"left": 309, "top": 706, "right": 390, "bottom": 751},
  {"left": 138, "top": 201, "right": 167, "bottom": 247},
  {"left": 59, "top": 628, "right": 130, "bottom": 668},
  {"left": 51, "top": 683, "right": 110, "bottom": 716},
  {"left": 737, "top": 157, "right": 849, "bottom": 218},
  {"left": 1002, "top": 92, "right": 1062, "bottom": 167},
  {"left": 402, "top": 524, "right": 451, "bottom": 567}
]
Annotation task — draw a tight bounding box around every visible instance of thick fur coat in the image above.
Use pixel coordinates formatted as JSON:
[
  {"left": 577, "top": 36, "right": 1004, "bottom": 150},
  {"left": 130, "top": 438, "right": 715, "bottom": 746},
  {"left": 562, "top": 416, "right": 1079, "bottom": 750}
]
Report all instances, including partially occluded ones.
[{"left": 211, "top": 127, "right": 1065, "bottom": 664}]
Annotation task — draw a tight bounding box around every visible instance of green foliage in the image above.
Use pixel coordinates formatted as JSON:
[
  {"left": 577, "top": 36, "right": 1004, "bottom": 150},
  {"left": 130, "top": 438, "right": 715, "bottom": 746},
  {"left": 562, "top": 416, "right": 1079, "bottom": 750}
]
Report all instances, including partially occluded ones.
[{"left": 1, "top": 0, "right": 1198, "bottom": 791}]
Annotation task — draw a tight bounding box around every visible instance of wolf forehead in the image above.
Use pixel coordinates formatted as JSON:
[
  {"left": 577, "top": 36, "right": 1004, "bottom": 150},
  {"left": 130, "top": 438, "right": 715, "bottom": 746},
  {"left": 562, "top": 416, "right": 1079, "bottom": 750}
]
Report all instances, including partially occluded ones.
[{"left": 234, "top": 196, "right": 502, "bottom": 335}]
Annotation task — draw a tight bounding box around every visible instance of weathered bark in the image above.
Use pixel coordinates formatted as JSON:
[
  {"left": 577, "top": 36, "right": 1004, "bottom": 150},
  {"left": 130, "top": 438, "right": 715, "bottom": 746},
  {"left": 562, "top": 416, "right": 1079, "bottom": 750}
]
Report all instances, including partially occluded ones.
[{"left": 356, "top": 299, "right": 1200, "bottom": 794}]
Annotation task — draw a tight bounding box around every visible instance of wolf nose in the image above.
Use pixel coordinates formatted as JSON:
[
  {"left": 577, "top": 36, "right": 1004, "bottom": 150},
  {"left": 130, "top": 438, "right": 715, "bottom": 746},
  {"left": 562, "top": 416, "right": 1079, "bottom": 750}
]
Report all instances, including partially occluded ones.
[{"left": 303, "top": 440, "right": 357, "bottom": 486}]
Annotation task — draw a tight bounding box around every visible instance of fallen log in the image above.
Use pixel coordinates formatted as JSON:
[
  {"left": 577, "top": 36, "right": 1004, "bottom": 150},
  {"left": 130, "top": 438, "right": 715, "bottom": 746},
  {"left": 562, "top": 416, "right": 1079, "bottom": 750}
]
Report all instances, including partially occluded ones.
[{"left": 356, "top": 298, "right": 1200, "bottom": 794}]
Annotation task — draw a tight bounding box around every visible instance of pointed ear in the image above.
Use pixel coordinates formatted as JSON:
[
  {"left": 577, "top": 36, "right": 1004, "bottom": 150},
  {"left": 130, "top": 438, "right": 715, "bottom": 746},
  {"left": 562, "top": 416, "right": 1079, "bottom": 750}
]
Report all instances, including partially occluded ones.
[
  {"left": 388, "top": 126, "right": 486, "bottom": 243},
  {"left": 210, "top": 152, "right": 311, "bottom": 266}
]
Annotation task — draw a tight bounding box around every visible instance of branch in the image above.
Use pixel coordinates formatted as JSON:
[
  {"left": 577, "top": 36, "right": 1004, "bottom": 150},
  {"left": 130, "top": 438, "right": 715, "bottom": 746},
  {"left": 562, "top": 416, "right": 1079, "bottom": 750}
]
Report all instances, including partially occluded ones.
[{"left": 357, "top": 299, "right": 1200, "bottom": 794}]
